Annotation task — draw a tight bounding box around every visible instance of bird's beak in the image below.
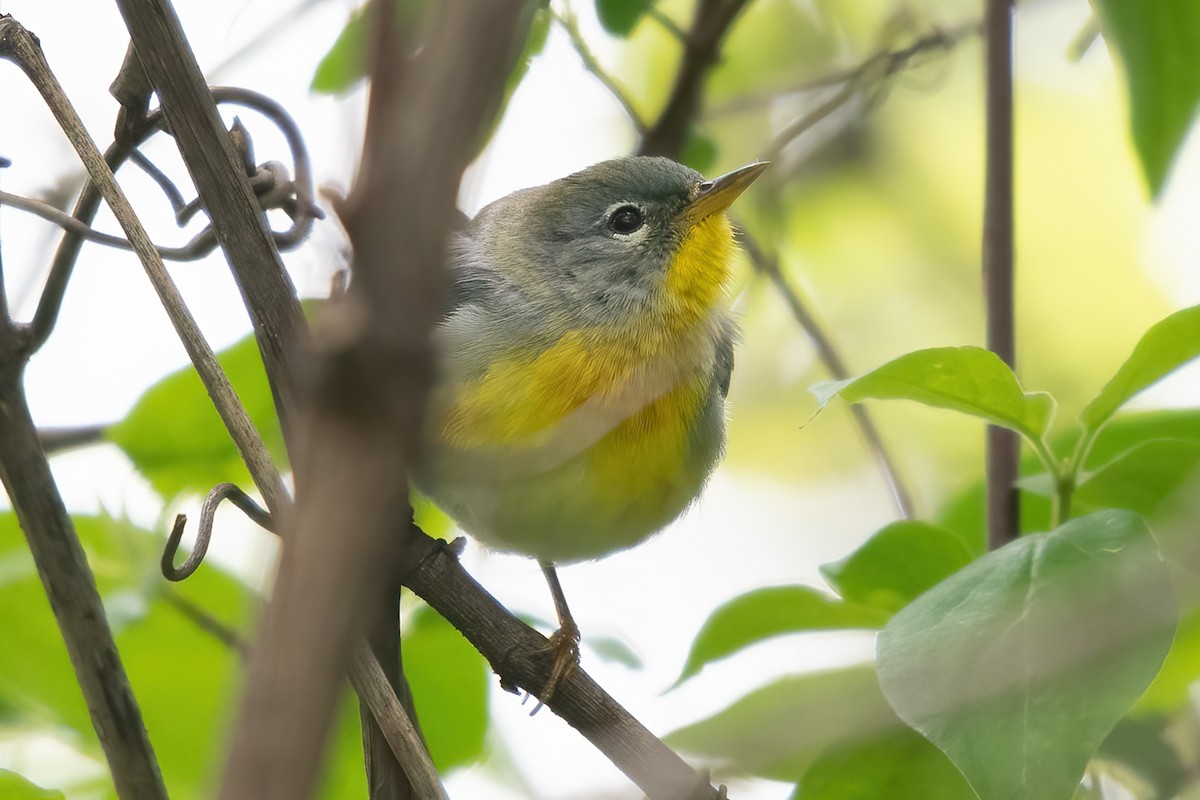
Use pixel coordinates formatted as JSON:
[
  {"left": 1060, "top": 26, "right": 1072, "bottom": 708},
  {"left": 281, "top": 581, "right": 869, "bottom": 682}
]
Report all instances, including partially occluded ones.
[{"left": 684, "top": 161, "right": 770, "bottom": 223}]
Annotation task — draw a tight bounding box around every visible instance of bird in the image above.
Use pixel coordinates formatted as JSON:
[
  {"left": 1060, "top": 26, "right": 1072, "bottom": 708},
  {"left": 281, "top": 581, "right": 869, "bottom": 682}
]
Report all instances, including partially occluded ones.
[{"left": 412, "top": 155, "right": 767, "bottom": 702}]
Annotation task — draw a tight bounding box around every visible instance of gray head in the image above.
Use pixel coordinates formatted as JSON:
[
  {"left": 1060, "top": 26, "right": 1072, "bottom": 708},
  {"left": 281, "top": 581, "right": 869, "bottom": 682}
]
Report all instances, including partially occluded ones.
[{"left": 465, "top": 156, "right": 767, "bottom": 327}]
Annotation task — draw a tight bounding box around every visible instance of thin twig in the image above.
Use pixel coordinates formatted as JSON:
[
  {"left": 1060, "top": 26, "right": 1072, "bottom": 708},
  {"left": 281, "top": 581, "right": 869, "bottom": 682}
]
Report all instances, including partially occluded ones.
[
  {"left": 37, "top": 423, "right": 107, "bottom": 453},
  {"left": 0, "top": 369, "right": 168, "bottom": 799},
  {"left": 161, "top": 588, "right": 251, "bottom": 655},
  {"left": 112, "top": 2, "right": 310, "bottom": 446},
  {"left": 645, "top": 6, "right": 686, "bottom": 41},
  {"left": 740, "top": 231, "right": 915, "bottom": 519},
  {"left": 760, "top": 81, "right": 857, "bottom": 163},
  {"left": 554, "top": 7, "right": 648, "bottom": 134},
  {"left": 349, "top": 647, "right": 449, "bottom": 800},
  {"left": 983, "top": 0, "right": 1018, "bottom": 548},
  {"left": 0, "top": 16, "right": 289, "bottom": 516},
  {"left": 26, "top": 87, "right": 319, "bottom": 353},
  {"left": 162, "top": 482, "right": 274, "bottom": 582},
  {"left": 400, "top": 530, "right": 723, "bottom": 799},
  {"left": 216, "top": 0, "right": 535, "bottom": 796},
  {"left": 705, "top": 21, "right": 979, "bottom": 119},
  {"left": 639, "top": 0, "right": 753, "bottom": 158}
]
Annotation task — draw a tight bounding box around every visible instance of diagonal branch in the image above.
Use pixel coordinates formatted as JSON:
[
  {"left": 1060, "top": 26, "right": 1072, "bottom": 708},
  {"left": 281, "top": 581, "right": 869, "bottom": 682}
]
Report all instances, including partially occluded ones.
[
  {"left": 554, "top": 6, "right": 647, "bottom": 134},
  {"left": 400, "top": 530, "right": 724, "bottom": 799},
  {"left": 0, "top": 19, "right": 287, "bottom": 517},
  {"left": 0, "top": 370, "right": 168, "bottom": 799},
  {"left": 740, "top": 231, "right": 915, "bottom": 518},
  {"left": 639, "top": 0, "right": 753, "bottom": 157},
  {"left": 113, "top": 0, "right": 309, "bottom": 444},
  {"left": 216, "top": 1, "right": 538, "bottom": 797}
]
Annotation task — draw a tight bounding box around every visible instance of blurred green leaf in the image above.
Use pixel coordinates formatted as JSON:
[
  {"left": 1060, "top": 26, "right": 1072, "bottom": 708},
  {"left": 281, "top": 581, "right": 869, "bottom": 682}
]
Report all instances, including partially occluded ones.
[
  {"left": 790, "top": 727, "right": 975, "bottom": 800},
  {"left": 674, "top": 586, "right": 889, "bottom": 686},
  {"left": 667, "top": 665, "right": 900, "bottom": 781},
  {"left": 311, "top": 0, "right": 436, "bottom": 94},
  {"left": 1095, "top": 716, "right": 1187, "bottom": 799},
  {"left": 811, "top": 346, "right": 1056, "bottom": 443},
  {"left": 1135, "top": 604, "right": 1200, "bottom": 713},
  {"left": 877, "top": 510, "right": 1176, "bottom": 800},
  {"left": 1080, "top": 304, "right": 1200, "bottom": 434},
  {"left": 820, "top": 521, "right": 974, "bottom": 614},
  {"left": 0, "top": 771, "right": 65, "bottom": 800},
  {"left": 1090, "top": 0, "right": 1200, "bottom": 196},
  {"left": 404, "top": 604, "right": 489, "bottom": 772},
  {"left": 1074, "top": 439, "right": 1200, "bottom": 517},
  {"left": 107, "top": 333, "right": 286, "bottom": 501},
  {"left": 586, "top": 634, "right": 643, "bottom": 669},
  {"left": 938, "top": 409, "right": 1200, "bottom": 548},
  {"left": 311, "top": 3, "right": 370, "bottom": 94},
  {"left": 595, "top": 0, "right": 652, "bottom": 37},
  {"left": 682, "top": 129, "right": 718, "bottom": 174},
  {"left": 0, "top": 512, "right": 263, "bottom": 799},
  {"left": 411, "top": 493, "right": 453, "bottom": 540},
  {"left": 472, "top": 4, "right": 551, "bottom": 158}
]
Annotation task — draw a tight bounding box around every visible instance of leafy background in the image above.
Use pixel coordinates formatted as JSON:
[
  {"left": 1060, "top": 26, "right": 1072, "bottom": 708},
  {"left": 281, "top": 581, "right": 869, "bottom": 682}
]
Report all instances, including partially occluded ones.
[{"left": 1, "top": 0, "right": 1200, "bottom": 798}]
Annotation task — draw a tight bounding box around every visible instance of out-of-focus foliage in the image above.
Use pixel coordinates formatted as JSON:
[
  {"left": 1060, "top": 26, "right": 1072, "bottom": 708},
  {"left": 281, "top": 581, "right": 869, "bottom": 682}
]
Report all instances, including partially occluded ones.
[
  {"left": 105, "top": 333, "right": 286, "bottom": 501},
  {"left": 1090, "top": 0, "right": 1200, "bottom": 196},
  {"left": 7, "top": 0, "right": 1200, "bottom": 797},
  {"left": 0, "top": 771, "right": 65, "bottom": 800},
  {"left": 402, "top": 605, "right": 490, "bottom": 772}
]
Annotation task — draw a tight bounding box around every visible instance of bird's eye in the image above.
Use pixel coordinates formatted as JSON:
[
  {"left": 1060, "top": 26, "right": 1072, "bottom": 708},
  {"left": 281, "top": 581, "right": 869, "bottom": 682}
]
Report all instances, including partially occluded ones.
[{"left": 609, "top": 205, "right": 644, "bottom": 235}]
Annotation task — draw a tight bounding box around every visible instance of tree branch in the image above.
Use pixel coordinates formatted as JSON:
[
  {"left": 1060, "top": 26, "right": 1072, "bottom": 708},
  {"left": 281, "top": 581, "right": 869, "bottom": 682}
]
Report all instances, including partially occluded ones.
[
  {"left": 0, "top": 315, "right": 165, "bottom": 797},
  {"left": 113, "top": 0, "right": 309, "bottom": 443},
  {"left": 400, "top": 530, "right": 724, "bottom": 799},
  {"left": 740, "top": 232, "right": 915, "bottom": 519},
  {"left": 983, "top": 0, "right": 1018, "bottom": 548},
  {"left": 639, "top": 0, "right": 752, "bottom": 157},
  {"left": 215, "top": 1, "right": 537, "bottom": 797},
  {"left": 0, "top": 17, "right": 287, "bottom": 518},
  {"left": 554, "top": 6, "right": 647, "bottom": 134}
]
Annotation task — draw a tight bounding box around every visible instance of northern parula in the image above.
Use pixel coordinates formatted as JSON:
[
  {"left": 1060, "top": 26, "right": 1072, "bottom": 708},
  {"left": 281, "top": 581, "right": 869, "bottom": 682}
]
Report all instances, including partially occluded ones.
[{"left": 413, "top": 156, "right": 766, "bottom": 695}]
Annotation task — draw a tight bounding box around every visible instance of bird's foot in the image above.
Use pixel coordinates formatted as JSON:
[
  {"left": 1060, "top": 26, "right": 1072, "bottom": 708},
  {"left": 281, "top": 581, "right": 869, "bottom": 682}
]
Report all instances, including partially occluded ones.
[{"left": 527, "top": 617, "right": 581, "bottom": 715}]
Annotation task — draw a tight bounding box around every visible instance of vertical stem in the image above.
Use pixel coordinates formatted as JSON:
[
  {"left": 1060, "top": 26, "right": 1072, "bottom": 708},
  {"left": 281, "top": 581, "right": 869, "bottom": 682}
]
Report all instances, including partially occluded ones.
[
  {"left": 0, "top": 370, "right": 167, "bottom": 799},
  {"left": 983, "top": 0, "right": 1018, "bottom": 550}
]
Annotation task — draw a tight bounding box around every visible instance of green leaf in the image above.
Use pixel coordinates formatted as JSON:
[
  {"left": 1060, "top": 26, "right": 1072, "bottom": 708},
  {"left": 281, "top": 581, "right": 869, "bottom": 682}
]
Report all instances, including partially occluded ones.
[
  {"left": 681, "top": 130, "right": 718, "bottom": 174},
  {"left": 1090, "top": 0, "right": 1200, "bottom": 196},
  {"left": 1080, "top": 304, "right": 1200, "bottom": 434},
  {"left": 1135, "top": 604, "right": 1200, "bottom": 712},
  {"left": 938, "top": 409, "right": 1200, "bottom": 549},
  {"left": 311, "top": 3, "right": 370, "bottom": 94},
  {"left": 0, "top": 512, "right": 260, "bottom": 797},
  {"left": 0, "top": 771, "right": 65, "bottom": 800},
  {"left": 1095, "top": 717, "right": 1187, "bottom": 799},
  {"left": 674, "top": 586, "right": 889, "bottom": 686},
  {"left": 471, "top": 4, "right": 551, "bottom": 158},
  {"left": 411, "top": 493, "right": 453, "bottom": 540},
  {"left": 877, "top": 510, "right": 1176, "bottom": 800},
  {"left": 586, "top": 634, "right": 643, "bottom": 669},
  {"left": 820, "top": 521, "right": 974, "bottom": 614},
  {"left": 311, "top": 0, "right": 436, "bottom": 95},
  {"left": 404, "top": 604, "right": 489, "bottom": 772},
  {"left": 1074, "top": 438, "right": 1200, "bottom": 518},
  {"left": 791, "top": 727, "right": 976, "bottom": 800},
  {"left": 811, "top": 346, "right": 1055, "bottom": 443},
  {"left": 595, "top": 0, "right": 652, "bottom": 37},
  {"left": 107, "top": 332, "right": 286, "bottom": 501},
  {"left": 666, "top": 665, "right": 900, "bottom": 781}
]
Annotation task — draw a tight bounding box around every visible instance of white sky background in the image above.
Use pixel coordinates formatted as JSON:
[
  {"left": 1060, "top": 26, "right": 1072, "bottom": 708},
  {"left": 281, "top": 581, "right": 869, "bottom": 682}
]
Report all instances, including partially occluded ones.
[{"left": 0, "top": 0, "right": 1198, "bottom": 798}]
